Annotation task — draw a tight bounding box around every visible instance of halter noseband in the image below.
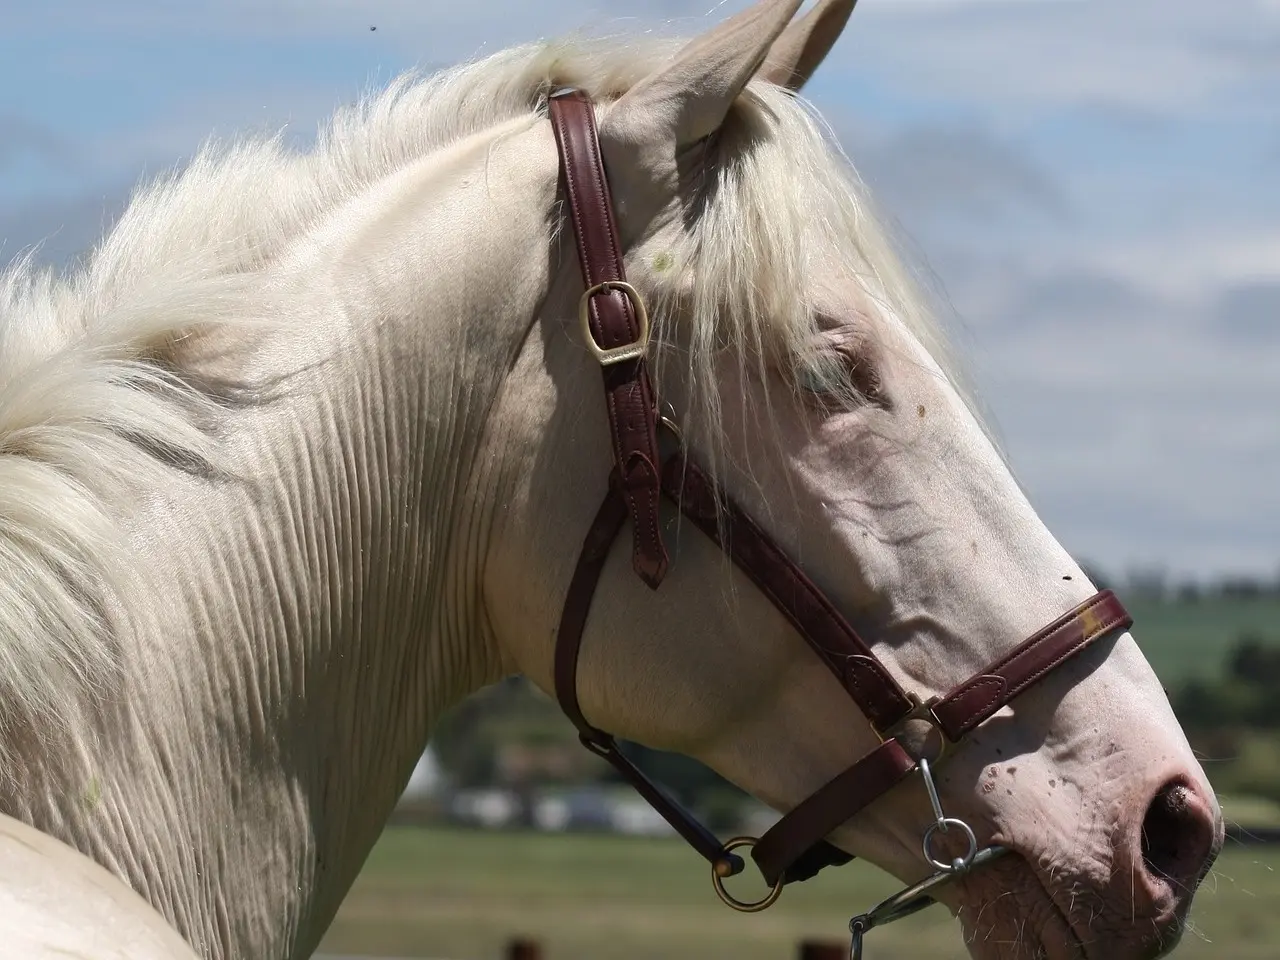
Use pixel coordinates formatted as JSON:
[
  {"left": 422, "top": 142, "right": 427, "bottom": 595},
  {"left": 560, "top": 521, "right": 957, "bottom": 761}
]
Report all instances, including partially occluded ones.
[{"left": 545, "top": 88, "right": 1132, "bottom": 946}]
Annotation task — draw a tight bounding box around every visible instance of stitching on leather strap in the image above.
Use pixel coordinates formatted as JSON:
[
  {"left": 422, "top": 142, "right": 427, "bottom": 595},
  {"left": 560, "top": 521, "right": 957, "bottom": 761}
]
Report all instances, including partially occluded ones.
[
  {"left": 998, "top": 609, "right": 1129, "bottom": 706},
  {"left": 934, "top": 591, "right": 1132, "bottom": 739},
  {"left": 973, "top": 591, "right": 1112, "bottom": 681},
  {"left": 548, "top": 89, "right": 669, "bottom": 587}
]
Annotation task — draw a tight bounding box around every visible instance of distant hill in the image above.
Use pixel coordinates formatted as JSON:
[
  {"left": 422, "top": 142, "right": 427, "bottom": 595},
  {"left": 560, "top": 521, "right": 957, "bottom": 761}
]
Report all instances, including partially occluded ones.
[{"left": 1125, "top": 595, "right": 1280, "bottom": 685}]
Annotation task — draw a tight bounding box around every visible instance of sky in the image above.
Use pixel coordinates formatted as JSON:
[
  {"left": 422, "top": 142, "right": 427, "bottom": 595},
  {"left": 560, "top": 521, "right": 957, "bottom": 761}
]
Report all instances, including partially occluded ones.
[{"left": 1, "top": 0, "right": 1277, "bottom": 584}]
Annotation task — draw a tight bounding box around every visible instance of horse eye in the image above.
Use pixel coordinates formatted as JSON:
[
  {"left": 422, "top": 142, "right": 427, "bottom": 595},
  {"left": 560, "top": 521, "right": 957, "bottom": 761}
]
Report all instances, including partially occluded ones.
[
  {"left": 796, "top": 347, "right": 885, "bottom": 406},
  {"left": 796, "top": 353, "right": 844, "bottom": 395}
]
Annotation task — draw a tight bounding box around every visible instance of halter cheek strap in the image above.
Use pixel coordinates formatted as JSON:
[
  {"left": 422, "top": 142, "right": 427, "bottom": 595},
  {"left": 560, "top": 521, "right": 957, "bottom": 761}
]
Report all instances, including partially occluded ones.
[
  {"left": 549, "top": 89, "right": 668, "bottom": 589},
  {"left": 545, "top": 87, "right": 1134, "bottom": 905}
]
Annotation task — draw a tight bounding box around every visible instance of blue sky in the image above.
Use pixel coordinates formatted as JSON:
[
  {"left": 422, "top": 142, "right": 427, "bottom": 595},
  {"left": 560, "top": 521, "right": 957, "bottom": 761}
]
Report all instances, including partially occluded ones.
[{"left": 2, "top": 0, "right": 1278, "bottom": 584}]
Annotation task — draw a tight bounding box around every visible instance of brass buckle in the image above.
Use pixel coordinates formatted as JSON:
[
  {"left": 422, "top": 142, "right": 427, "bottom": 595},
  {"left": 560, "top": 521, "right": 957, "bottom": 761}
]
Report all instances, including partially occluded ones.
[
  {"left": 874, "top": 695, "right": 954, "bottom": 766},
  {"left": 710, "top": 837, "right": 784, "bottom": 913},
  {"left": 579, "top": 280, "right": 650, "bottom": 366}
]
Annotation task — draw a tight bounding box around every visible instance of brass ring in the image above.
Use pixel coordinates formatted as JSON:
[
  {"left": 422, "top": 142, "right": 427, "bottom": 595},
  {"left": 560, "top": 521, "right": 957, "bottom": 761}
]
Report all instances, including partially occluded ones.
[
  {"left": 578, "top": 280, "right": 650, "bottom": 366},
  {"left": 710, "top": 837, "right": 785, "bottom": 913},
  {"left": 873, "top": 696, "right": 954, "bottom": 766}
]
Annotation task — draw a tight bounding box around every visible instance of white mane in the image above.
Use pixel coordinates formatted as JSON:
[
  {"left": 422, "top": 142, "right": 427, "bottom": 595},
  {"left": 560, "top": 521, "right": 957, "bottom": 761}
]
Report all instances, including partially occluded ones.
[{"left": 0, "top": 32, "right": 974, "bottom": 768}]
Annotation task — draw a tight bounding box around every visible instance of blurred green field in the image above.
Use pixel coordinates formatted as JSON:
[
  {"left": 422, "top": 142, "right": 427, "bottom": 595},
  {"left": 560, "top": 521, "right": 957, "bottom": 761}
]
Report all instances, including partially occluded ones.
[
  {"left": 318, "top": 826, "right": 1280, "bottom": 960},
  {"left": 318, "top": 596, "right": 1280, "bottom": 957},
  {"left": 1127, "top": 595, "right": 1280, "bottom": 683}
]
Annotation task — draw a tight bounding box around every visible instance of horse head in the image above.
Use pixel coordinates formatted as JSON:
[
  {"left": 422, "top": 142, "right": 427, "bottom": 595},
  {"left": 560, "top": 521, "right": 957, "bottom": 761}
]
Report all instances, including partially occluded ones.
[{"left": 485, "top": 2, "right": 1223, "bottom": 956}]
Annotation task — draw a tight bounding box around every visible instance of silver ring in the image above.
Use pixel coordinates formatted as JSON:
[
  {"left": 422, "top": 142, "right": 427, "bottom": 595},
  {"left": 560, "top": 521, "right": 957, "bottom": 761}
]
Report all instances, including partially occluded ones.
[
  {"left": 922, "top": 817, "right": 978, "bottom": 873},
  {"left": 847, "top": 845, "right": 1009, "bottom": 941}
]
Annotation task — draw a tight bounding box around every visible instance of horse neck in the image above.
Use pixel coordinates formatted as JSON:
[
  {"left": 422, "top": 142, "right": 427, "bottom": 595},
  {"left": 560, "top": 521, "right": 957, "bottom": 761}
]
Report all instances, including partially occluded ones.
[{"left": 7, "top": 115, "right": 561, "bottom": 960}]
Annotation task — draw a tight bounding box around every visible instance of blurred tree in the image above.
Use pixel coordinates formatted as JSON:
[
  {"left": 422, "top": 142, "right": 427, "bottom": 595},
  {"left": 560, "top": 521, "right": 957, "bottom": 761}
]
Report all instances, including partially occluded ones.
[
  {"left": 1171, "top": 630, "right": 1280, "bottom": 804},
  {"left": 1125, "top": 565, "right": 1168, "bottom": 600},
  {"left": 1075, "top": 559, "right": 1110, "bottom": 591},
  {"left": 1217, "top": 576, "right": 1266, "bottom": 599},
  {"left": 615, "top": 741, "right": 746, "bottom": 817},
  {"left": 1175, "top": 580, "right": 1203, "bottom": 603},
  {"left": 430, "top": 677, "right": 590, "bottom": 788}
]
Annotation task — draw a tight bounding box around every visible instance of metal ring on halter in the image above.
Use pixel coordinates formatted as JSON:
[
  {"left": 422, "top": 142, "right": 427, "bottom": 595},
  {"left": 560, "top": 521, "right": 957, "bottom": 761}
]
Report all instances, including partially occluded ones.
[
  {"left": 874, "top": 695, "right": 954, "bottom": 765},
  {"left": 710, "top": 837, "right": 785, "bottom": 913},
  {"left": 914, "top": 756, "right": 979, "bottom": 873},
  {"left": 922, "top": 817, "right": 978, "bottom": 873}
]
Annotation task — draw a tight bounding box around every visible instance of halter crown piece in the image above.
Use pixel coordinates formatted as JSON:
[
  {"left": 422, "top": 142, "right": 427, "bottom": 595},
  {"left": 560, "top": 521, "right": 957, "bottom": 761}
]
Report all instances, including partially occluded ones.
[{"left": 545, "top": 88, "right": 1134, "bottom": 954}]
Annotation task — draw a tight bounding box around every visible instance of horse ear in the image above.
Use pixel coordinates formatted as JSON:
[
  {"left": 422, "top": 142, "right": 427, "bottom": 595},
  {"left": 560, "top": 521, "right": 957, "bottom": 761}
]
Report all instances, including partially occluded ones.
[
  {"left": 756, "top": 0, "right": 857, "bottom": 92},
  {"left": 605, "top": 0, "right": 805, "bottom": 149}
]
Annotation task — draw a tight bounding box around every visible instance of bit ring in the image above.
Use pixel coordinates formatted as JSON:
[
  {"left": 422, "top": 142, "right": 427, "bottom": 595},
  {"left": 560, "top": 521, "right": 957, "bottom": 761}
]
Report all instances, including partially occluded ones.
[{"left": 922, "top": 817, "right": 979, "bottom": 873}]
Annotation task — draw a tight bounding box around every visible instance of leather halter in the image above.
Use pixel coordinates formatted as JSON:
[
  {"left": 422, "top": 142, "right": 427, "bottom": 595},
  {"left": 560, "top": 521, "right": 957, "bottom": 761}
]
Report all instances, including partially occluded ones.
[{"left": 547, "top": 88, "right": 1133, "bottom": 906}]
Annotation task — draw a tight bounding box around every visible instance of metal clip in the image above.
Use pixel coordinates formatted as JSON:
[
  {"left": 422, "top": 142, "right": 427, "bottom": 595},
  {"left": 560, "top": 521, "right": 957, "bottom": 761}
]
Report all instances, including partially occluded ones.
[
  {"left": 917, "top": 757, "right": 978, "bottom": 874},
  {"left": 841, "top": 759, "right": 1012, "bottom": 958}
]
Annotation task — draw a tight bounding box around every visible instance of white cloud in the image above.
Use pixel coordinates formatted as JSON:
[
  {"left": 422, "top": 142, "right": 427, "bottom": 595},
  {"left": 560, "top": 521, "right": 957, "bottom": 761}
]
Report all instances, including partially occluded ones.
[
  {"left": 952, "top": 261, "right": 1280, "bottom": 580},
  {"left": 3, "top": 0, "right": 1274, "bottom": 579},
  {"left": 5, "top": 1, "right": 708, "bottom": 47},
  {"left": 845, "top": 0, "right": 1280, "bottom": 117},
  {"left": 12, "top": 2, "right": 1277, "bottom": 120},
  {"left": 240, "top": 0, "right": 1280, "bottom": 124},
  {"left": 848, "top": 120, "right": 1068, "bottom": 224}
]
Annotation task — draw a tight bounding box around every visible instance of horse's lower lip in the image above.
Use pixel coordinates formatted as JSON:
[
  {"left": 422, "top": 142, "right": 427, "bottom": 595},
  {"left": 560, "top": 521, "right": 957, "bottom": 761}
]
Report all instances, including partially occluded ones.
[
  {"left": 954, "top": 842, "right": 1089, "bottom": 960},
  {"left": 855, "top": 844, "right": 1012, "bottom": 933},
  {"left": 1047, "top": 894, "right": 1090, "bottom": 960}
]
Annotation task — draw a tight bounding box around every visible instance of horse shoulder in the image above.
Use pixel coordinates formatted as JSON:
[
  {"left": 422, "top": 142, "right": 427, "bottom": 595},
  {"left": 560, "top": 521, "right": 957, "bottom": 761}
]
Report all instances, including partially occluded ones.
[{"left": 0, "top": 812, "right": 199, "bottom": 960}]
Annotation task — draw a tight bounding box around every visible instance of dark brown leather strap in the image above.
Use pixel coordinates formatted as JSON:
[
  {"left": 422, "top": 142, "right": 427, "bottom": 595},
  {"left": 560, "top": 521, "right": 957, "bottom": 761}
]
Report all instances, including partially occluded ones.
[
  {"left": 545, "top": 87, "right": 1138, "bottom": 897},
  {"left": 554, "top": 478, "right": 629, "bottom": 741},
  {"left": 554, "top": 452, "right": 1133, "bottom": 887},
  {"left": 554, "top": 474, "right": 744, "bottom": 875},
  {"left": 753, "top": 590, "right": 1133, "bottom": 883},
  {"left": 583, "top": 731, "right": 743, "bottom": 873},
  {"left": 752, "top": 739, "right": 917, "bottom": 887},
  {"left": 931, "top": 589, "right": 1132, "bottom": 740},
  {"left": 659, "top": 453, "right": 914, "bottom": 730},
  {"left": 553, "top": 464, "right": 863, "bottom": 883},
  {"left": 549, "top": 88, "right": 669, "bottom": 589}
]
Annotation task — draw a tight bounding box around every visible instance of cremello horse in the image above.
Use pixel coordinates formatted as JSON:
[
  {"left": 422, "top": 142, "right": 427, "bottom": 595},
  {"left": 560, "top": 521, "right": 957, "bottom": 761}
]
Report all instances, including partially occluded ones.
[{"left": 0, "top": 1, "right": 1222, "bottom": 958}]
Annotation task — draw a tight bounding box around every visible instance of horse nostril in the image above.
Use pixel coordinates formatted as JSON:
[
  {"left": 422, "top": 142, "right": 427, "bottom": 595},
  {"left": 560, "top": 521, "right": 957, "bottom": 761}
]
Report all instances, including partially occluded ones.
[{"left": 1140, "top": 780, "right": 1220, "bottom": 891}]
